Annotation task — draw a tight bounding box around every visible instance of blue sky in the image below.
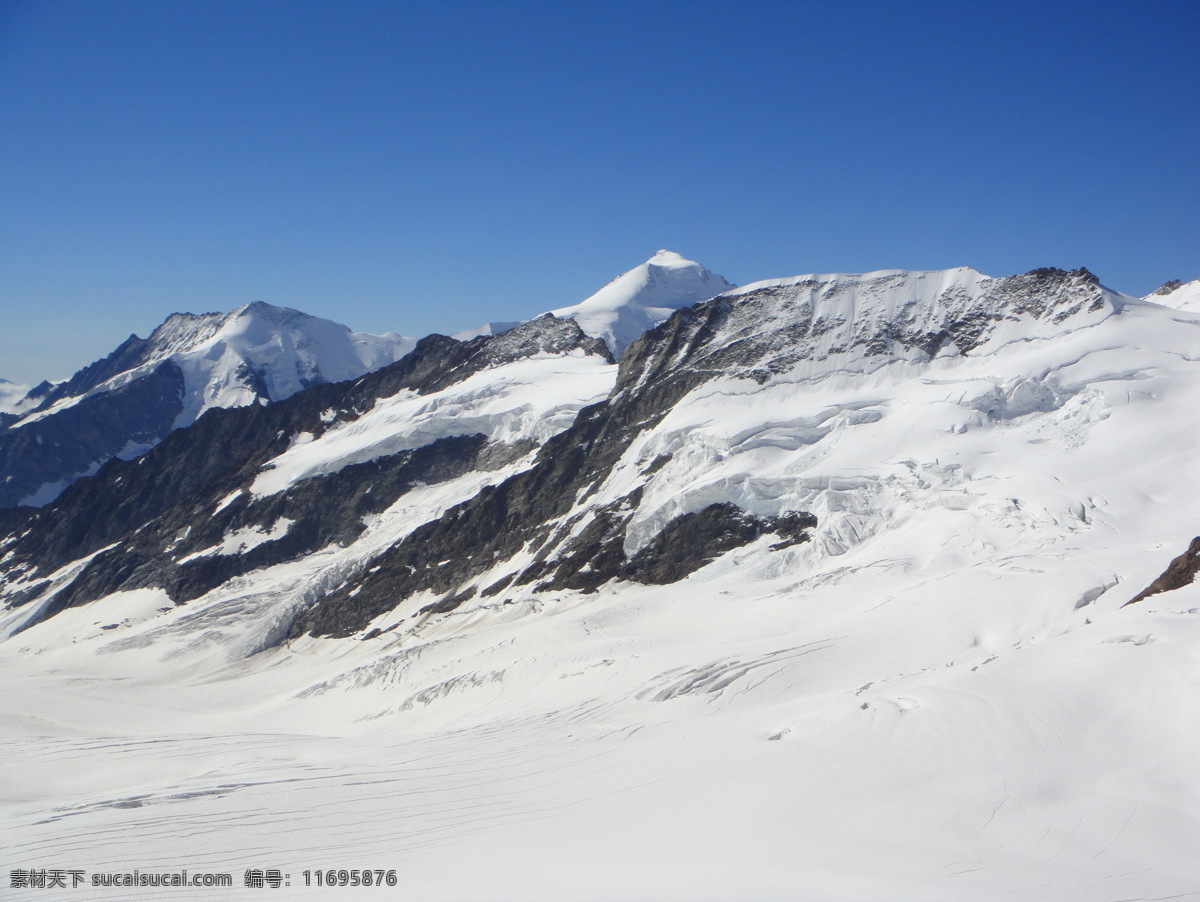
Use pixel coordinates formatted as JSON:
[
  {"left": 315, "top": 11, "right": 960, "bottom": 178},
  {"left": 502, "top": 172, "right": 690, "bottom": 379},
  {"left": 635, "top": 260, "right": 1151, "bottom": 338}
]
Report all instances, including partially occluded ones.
[{"left": 1, "top": 0, "right": 1197, "bottom": 385}]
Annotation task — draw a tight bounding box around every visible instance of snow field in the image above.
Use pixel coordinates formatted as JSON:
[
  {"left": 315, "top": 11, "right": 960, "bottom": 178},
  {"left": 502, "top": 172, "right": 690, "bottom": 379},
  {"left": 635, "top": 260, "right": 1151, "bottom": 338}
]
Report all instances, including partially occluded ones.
[{"left": 250, "top": 353, "right": 616, "bottom": 497}]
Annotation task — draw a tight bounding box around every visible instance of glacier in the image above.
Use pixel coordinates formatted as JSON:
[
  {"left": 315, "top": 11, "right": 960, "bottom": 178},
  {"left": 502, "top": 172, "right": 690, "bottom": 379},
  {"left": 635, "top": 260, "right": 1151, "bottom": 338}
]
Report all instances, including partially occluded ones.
[{"left": 1, "top": 258, "right": 1199, "bottom": 901}]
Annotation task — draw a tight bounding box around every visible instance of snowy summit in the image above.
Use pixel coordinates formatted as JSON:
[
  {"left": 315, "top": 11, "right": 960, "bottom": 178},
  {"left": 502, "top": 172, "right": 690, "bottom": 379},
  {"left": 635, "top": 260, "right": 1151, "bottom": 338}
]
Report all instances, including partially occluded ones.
[
  {"left": 548, "top": 250, "right": 735, "bottom": 356},
  {"left": 1145, "top": 277, "right": 1200, "bottom": 313},
  {"left": 0, "top": 302, "right": 414, "bottom": 507}
]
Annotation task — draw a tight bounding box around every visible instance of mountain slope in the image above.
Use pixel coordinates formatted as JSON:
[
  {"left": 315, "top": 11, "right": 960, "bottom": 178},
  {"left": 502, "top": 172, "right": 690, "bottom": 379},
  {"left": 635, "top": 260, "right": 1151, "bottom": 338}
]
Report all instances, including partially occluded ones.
[
  {"left": 0, "top": 302, "right": 414, "bottom": 507},
  {"left": 0, "top": 314, "right": 614, "bottom": 634},
  {"left": 2, "top": 263, "right": 1199, "bottom": 900},
  {"left": 1146, "top": 276, "right": 1200, "bottom": 312}
]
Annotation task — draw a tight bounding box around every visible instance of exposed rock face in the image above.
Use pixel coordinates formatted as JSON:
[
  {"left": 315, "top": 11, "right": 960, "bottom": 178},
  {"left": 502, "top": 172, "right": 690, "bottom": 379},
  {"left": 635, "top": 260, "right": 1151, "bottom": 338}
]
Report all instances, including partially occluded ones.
[
  {"left": 292, "top": 297, "right": 776, "bottom": 637},
  {"left": 1, "top": 265, "right": 1122, "bottom": 643},
  {"left": 666, "top": 267, "right": 1113, "bottom": 387},
  {"left": 0, "top": 304, "right": 413, "bottom": 508},
  {"left": 277, "top": 266, "right": 1120, "bottom": 637},
  {"left": 0, "top": 362, "right": 186, "bottom": 506},
  {"left": 41, "top": 433, "right": 534, "bottom": 622},
  {"left": 28, "top": 314, "right": 225, "bottom": 414},
  {"left": 0, "top": 316, "right": 611, "bottom": 632},
  {"left": 0, "top": 315, "right": 233, "bottom": 507},
  {"left": 1125, "top": 537, "right": 1200, "bottom": 605},
  {"left": 624, "top": 504, "right": 816, "bottom": 584},
  {"left": 1150, "top": 279, "right": 1184, "bottom": 296}
]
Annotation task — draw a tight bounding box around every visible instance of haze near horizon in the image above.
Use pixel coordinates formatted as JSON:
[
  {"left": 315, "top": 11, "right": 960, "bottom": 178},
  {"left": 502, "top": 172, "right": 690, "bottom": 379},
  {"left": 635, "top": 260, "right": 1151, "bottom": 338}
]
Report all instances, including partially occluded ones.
[{"left": 0, "top": 0, "right": 1196, "bottom": 385}]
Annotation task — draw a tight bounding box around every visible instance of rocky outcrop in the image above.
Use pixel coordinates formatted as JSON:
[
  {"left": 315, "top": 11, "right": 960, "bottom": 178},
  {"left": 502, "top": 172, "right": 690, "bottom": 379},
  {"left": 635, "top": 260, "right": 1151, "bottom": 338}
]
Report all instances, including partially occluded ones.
[
  {"left": 0, "top": 316, "right": 612, "bottom": 632},
  {"left": 1150, "top": 279, "right": 1184, "bottom": 297},
  {"left": 666, "top": 267, "right": 1113, "bottom": 387},
  {"left": 1125, "top": 537, "right": 1200, "bottom": 606},
  {"left": 41, "top": 433, "right": 533, "bottom": 622},
  {"left": 290, "top": 298, "right": 819, "bottom": 639},
  {"left": 0, "top": 362, "right": 186, "bottom": 507}
]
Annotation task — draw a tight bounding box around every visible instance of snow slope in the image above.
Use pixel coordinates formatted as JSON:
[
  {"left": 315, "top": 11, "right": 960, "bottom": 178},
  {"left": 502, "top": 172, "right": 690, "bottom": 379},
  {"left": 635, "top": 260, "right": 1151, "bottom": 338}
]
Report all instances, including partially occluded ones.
[
  {"left": 250, "top": 351, "right": 614, "bottom": 498},
  {"left": 3, "top": 265, "right": 1200, "bottom": 900},
  {"left": 548, "top": 250, "right": 735, "bottom": 356},
  {"left": 1147, "top": 276, "right": 1200, "bottom": 313}
]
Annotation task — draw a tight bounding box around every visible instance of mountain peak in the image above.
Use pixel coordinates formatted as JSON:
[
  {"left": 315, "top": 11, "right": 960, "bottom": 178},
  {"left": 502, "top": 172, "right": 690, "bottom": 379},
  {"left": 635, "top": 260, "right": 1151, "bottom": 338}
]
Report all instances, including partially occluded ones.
[
  {"left": 1150, "top": 279, "right": 1184, "bottom": 297},
  {"left": 549, "top": 251, "right": 736, "bottom": 357},
  {"left": 233, "top": 300, "right": 318, "bottom": 326},
  {"left": 1146, "top": 277, "right": 1200, "bottom": 312},
  {"left": 0, "top": 301, "right": 415, "bottom": 507},
  {"left": 648, "top": 249, "right": 688, "bottom": 264}
]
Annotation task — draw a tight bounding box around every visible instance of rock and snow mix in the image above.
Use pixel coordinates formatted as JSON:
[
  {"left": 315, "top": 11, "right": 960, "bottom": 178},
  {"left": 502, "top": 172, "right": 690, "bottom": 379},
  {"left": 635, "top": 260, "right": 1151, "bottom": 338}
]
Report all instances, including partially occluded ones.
[
  {"left": 1, "top": 258, "right": 1199, "bottom": 900},
  {"left": 11, "top": 302, "right": 415, "bottom": 432},
  {"left": 249, "top": 351, "right": 614, "bottom": 498},
  {"left": 1146, "top": 276, "right": 1200, "bottom": 313},
  {"left": 0, "top": 303, "right": 415, "bottom": 507}
]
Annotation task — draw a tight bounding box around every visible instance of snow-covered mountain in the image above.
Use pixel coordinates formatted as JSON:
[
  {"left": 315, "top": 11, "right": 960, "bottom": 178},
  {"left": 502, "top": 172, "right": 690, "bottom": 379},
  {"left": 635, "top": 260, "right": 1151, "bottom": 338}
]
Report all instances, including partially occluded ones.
[
  {"left": 1146, "top": 276, "right": 1200, "bottom": 312},
  {"left": 0, "top": 302, "right": 414, "bottom": 507},
  {"left": 2, "top": 261, "right": 1199, "bottom": 900},
  {"left": 548, "top": 249, "right": 735, "bottom": 355},
  {"left": 447, "top": 249, "right": 731, "bottom": 353}
]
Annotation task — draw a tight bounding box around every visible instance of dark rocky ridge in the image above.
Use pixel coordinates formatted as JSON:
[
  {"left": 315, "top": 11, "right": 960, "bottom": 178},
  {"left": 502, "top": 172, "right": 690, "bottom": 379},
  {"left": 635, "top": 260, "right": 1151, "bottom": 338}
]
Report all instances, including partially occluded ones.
[
  {"left": 293, "top": 295, "right": 757, "bottom": 637},
  {"left": 0, "top": 317, "right": 610, "bottom": 629},
  {"left": 38, "top": 434, "right": 534, "bottom": 624},
  {"left": 25, "top": 312, "right": 225, "bottom": 416},
  {"left": 630, "top": 267, "right": 1109, "bottom": 387},
  {"left": 0, "top": 311, "right": 234, "bottom": 507},
  {"left": 294, "top": 267, "right": 1108, "bottom": 637},
  {"left": 522, "top": 501, "right": 816, "bottom": 594},
  {"left": 1150, "top": 279, "right": 1184, "bottom": 297},
  {"left": 2, "top": 267, "right": 1113, "bottom": 642},
  {"left": 0, "top": 362, "right": 187, "bottom": 507},
  {"left": 1125, "top": 537, "right": 1200, "bottom": 606}
]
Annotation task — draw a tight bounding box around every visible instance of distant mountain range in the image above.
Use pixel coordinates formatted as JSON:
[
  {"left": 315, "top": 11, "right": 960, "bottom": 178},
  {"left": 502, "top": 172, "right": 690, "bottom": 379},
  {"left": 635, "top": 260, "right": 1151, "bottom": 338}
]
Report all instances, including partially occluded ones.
[{"left": 0, "top": 252, "right": 736, "bottom": 508}]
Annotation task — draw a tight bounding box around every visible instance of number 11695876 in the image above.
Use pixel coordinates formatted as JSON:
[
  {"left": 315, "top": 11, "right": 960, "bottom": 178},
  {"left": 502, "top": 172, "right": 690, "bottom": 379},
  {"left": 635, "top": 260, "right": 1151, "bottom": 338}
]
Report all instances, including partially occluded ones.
[{"left": 303, "top": 869, "right": 397, "bottom": 887}]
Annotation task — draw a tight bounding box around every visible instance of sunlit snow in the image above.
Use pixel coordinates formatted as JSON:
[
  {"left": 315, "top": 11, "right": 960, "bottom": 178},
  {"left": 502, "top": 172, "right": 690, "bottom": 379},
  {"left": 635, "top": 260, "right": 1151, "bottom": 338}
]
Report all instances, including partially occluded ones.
[
  {"left": 3, "top": 266, "right": 1199, "bottom": 901},
  {"left": 549, "top": 250, "right": 736, "bottom": 356}
]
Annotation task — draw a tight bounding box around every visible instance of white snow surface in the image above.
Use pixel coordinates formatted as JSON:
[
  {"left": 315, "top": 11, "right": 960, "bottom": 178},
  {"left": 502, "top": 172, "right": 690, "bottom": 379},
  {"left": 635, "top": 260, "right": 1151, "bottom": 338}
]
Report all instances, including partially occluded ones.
[
  {"left": 250, "top": 350, "right": 616, "bottom": 496},
  {"left": 548, "top": 250, "right": 735, "bottom": 356},
  {"left": 4, "top": 267, "right": 1200, "bottom": 900},
  {"left": 177, "top": 518, "right": 295, "bottom": 564},
  {"left": 12, "top": 302, "right": 416, "bottom": 430}
]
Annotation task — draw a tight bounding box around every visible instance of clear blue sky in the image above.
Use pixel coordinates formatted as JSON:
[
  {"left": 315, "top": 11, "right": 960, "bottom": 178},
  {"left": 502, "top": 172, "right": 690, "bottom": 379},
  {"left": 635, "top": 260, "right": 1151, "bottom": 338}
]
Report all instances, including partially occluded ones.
[{"left": 1, "top": 0, "right": 1197, "bottom": 385}]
